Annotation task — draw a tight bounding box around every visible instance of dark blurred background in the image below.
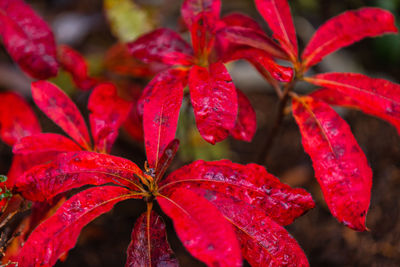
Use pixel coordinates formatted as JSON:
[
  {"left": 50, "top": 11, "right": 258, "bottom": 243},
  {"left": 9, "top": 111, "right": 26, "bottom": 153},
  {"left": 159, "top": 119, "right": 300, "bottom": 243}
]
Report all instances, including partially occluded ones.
[{"left": 1, "top": 0, "right": 400, "bottom": 266}]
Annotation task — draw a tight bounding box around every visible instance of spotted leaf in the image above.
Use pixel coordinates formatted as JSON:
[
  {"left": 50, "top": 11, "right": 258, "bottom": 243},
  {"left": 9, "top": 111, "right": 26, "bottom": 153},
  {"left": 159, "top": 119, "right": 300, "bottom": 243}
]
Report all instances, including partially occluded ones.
[
  {"left": 31, "top": 81, "right": 91, "bottom": 149},
  {"left": 16, "top": 151, "right": 144, "bottom": 201},
  {"left": 302, "top": 8, "right": 398, "bottom": 70},
  {"left": 158, "top": 187, "right": 242, "bottom": 267},
  {"left": 0, "top": 0, "right": 59, "bottom": 79},
  {"left": 126, "top": 211, "right": 178, "bottom": 267},
  {"left": 306, "top": 73, "right": 400, "bottom": 135},
  {"left": 189, "top": 62, "right": 238, "bottom": 144},
  {"left": 292, "top": 96, "right": 372, "bottom": 231}
]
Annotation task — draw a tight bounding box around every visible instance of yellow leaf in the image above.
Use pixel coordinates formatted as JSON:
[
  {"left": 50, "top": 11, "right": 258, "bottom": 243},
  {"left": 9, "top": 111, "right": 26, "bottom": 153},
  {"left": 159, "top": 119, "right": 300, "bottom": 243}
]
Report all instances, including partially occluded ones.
[{"left": 104, "top": 0, "right": 155, "bottom": 42}]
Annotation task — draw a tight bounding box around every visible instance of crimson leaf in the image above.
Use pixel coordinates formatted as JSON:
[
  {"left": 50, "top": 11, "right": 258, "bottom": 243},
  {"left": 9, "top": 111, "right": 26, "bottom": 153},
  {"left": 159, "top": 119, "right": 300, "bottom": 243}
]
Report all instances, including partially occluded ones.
[
  {"left": 126, "top": 210, "right": 178, "bottom": 267},
  {"left": 127, "top": 28, "right": 194, "bottom": 66},
  {"left": 255, "top": 0, "right": 298, "bottom": 60},
  {"left": 0, "top": 92, "right": 41, "bottom": 146},
  {"left": 292, "top": 96, "right": 372, "bottom": 231},
  {"left": 302, "top": 7, "right": 398, "bottom": 70},
  {"left": 158, "top": 187, "right": 242, "bottom": 267},
  {"left": 143, "top": 69, "right": 187, "bottom": 168},
  {"left": 16, "top": 151, "right": 144, "bottom": 201},
  {"left": 189, "top": 62, "right": 238, "bottom": 144},
  {"left": 15, "top": 186, "right": 136, "bottom": 267},
  {"left": 88, "top": 82, "right": 132, "bottom": 153},
  {"left": 0, "top": 0, "right": 59, "bottom": 79},
  {"left": 31, "top": 81, "right": 91, "bottom": 150},
  {"left": 160, "top": 160, "right": 314, "bottom": 226},
  {"left": 306, "top": 72, "right": 400, "bottom": 135}
]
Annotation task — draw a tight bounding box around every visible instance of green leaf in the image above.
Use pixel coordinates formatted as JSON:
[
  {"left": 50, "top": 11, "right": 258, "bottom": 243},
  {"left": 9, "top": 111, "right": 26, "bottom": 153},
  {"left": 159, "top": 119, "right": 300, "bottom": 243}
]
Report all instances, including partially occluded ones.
[
  {"left": 104, "top": 0, "right": 155, "bottom": 42},
  {"left": 0, "top": 175, "right": 7, "bottom": 183}
]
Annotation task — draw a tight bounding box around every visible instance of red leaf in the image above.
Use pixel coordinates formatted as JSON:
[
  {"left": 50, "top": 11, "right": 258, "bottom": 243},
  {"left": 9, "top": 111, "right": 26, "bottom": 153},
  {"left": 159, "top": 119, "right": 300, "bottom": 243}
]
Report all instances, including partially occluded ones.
[
  {"left": 220, "top": 12, "right": 265, "bottom": 33},
  {"left": 224, "top": 47, "right": 293, "bottom": 82},
  {"left": 0, "top": 92, "right": 40, "bottom": 146},
  {"left": 31, "top": 81, "right": 91, "bottom": 149},
  {"left": 230, "top": 89, "right": 256, "bottom": 142},
  {"left": 188, "top": 188, "right": 309, "bottom": 266},
  {"left": 302, "top": 8, "right": 398, "bottom": 70},
  {"left": 123, "top": 85, "right": 144, "bottom": 143},
  {"left": 88, "top": 82, "right": 132, "bottom": 153},
  {"left": 58, "top": 45, "right": 97, "bottom": 91},
  {"left": 13, "top": 133, "right": 81, "bottom": 155},
  {"left": 127, "top": 28, "right": 194, "bottom": 66},
  {"left": 306, "top": 73, "right": 400, "bottom": 135},
  {"left": 189, "top": 62, "right": 238, "bottom": 144},
  {"left": 16, "top": 186, "right": 136, "bottom": 267},
  {"left": 190, "top": 12, "right": 215, "bottom": 58},
  {"left": 16, "top": 151, "right": 144, "bottom": 201},
  {"left": 181, "top": 0, "right": 221, "bottom": 28},
  {"left": 255, "top": 0, "right": 298, "bottom": 59},
  {"left": 126, "top": 211, "right": 178, "bottom": 267},
  {"left": 157, "top": 187, "right": 242, "bottom": 267},
  {"left": 218, "top": 26, "right": 289, "bottom": 60},
  {"left": 143, "top": 69, "right": 187, "bottom": 168},
  {"left": 160, "top": 160, "right": 314, "bottom": 226},
  {"left": 0, "top": 0, "right": 58, "bottom": 79},
  {"left": 104, "top": 43, "right": 167, "bottom": 78},
  {"left": 155, "top": 139, "right": 179, "bottom": 182},
  {"left": 7, "top": 153, "right": 59, "bottom": 189},
  {"left": 311, "top": 87, "right": 400, "bottom": 135},
  {"left": 292, "top": 96, "right": 372, "bottom": 231}
]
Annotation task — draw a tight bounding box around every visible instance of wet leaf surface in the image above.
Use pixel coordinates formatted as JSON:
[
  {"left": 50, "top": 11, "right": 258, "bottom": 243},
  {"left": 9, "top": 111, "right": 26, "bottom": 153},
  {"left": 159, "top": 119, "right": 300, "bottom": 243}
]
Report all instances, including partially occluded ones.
[
  {"left": 16, "top": 151, "right": 144, "bottom": 201},
  {"left": 292, "top": 96, "right": 372, "bottom": 231},
  {"left": 31, "top": 81, "right": 91, "bottom": 149},
  {"left": 126, "top": 211, "right": 178, "bottom": 267},
  {"left": 15, "top": 186, "right": 135, "bottom": 267},
  {"left": 302, "top": 8, "right": 398, "bottom": 69},
  {"left": 255, "top": 0, "right": 298, "bottom": 59},
  {"left": 307, "top": 73, "right": 400, "bottom": 135},
  {"left": 189, "top": 62, "right": 238, "bottom": 144},
  {"left": 158, "top": 187, "right": 242, "bottom": 267},
  {"left": 0, "top": 0, "right": 59, "bottom": 79}
]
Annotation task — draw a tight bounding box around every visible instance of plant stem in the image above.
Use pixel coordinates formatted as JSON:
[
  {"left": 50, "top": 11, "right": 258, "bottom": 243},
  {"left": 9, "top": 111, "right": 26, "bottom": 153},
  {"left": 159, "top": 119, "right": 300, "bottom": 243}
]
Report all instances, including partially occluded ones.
[{"left": 257, "top": 80, "right": 296, "bottom": 165}]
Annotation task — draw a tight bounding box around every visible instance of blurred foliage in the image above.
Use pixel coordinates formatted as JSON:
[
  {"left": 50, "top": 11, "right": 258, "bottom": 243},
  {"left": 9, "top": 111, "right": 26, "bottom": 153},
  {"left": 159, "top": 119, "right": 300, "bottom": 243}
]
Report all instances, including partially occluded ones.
[
  {"left": 103, "top": 0, "right": 156, "bottom": 42},
  {"left": 177, "top": 100, "right": 231, "bottom": 163}
]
